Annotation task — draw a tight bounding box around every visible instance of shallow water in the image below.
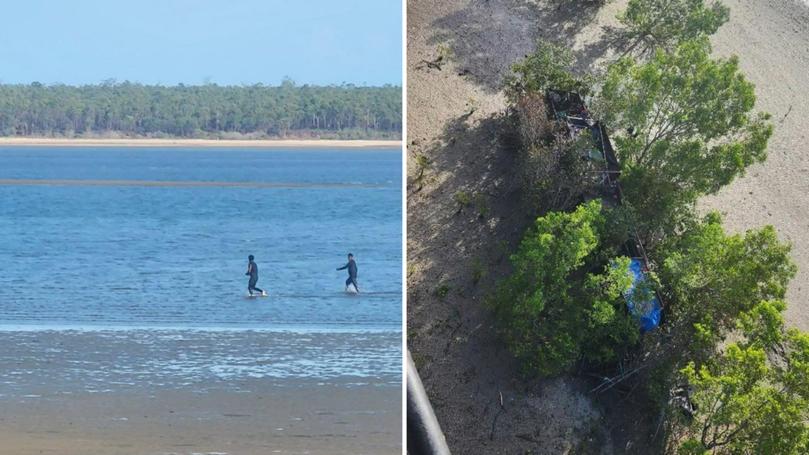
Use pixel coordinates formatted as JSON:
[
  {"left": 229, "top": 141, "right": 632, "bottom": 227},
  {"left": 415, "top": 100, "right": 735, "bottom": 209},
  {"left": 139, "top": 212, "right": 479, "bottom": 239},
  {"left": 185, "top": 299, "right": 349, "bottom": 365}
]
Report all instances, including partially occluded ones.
[
  {"left": 0, "top": 147, "right": 402, "bottom": 388},
  {"left": 0, "top": 147, "right": 401, "bottom": 330},
  {"left": 0, "top": 329, "right": 401, "bottom": 395}
]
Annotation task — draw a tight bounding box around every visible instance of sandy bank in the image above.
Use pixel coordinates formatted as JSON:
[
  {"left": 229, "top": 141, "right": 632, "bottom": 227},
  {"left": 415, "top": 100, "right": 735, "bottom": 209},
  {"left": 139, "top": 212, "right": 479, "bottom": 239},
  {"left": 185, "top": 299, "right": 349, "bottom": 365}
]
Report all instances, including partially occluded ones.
[
  {"left": 407, "top": 1, "right": 613, "bottom": 453},
  {"left": 0, "top": 137, "right": 401, "bottom": 149}
]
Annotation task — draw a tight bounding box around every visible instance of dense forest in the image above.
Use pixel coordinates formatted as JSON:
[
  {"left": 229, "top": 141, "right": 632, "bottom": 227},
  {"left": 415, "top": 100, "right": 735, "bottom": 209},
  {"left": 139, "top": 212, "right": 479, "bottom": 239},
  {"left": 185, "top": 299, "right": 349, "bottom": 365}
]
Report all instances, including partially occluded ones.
[{"left": 0, "top": 81, "right": 401, "bottom": 139}]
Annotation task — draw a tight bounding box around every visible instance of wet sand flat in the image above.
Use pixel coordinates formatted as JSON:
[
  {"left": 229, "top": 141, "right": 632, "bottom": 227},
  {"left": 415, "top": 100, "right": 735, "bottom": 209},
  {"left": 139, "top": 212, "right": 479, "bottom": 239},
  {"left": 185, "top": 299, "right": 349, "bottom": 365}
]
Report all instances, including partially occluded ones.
[
  {"left": 0, "top": 330, "right": 402, "bottom": 454},
  {"left": 0, "top": 383, "right": 400, "bottom": 455}
]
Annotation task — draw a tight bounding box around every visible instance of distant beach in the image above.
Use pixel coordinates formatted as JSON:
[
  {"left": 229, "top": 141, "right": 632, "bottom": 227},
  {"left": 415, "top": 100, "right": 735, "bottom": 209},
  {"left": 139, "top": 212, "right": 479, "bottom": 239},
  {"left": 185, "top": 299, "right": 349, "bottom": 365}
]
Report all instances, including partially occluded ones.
[{"left": 0, "top": 137, "right": 401, "bottom": 148}]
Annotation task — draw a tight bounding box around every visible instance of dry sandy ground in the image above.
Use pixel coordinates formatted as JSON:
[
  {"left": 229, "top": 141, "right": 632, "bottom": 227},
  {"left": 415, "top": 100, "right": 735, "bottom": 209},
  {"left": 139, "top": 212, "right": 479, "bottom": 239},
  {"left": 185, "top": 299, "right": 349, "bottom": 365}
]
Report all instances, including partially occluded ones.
[
  {"left": 0, "top": 137, "right": 401, "bottom": 148},
  {"left": 701, "top": 0, "right": 809, "bottom": 332},
  {"left": 407, "top": 0, "right": 809, "bottom": 453},
  {"left": 0, "top": 382, "right": 401, "bottom": 455}
]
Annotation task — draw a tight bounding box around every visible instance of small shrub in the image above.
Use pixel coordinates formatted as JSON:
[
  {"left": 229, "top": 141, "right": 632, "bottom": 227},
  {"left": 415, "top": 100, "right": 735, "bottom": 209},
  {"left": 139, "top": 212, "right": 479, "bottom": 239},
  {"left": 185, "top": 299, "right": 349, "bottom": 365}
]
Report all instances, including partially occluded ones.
[
  {"left": 453, "top": 190, "right": 472, "bottom": 207},
  {"left": 437, "top": 44, "right": 453, "bottom": 61},
  {"left": 435, "top": 284, "right": 451, "bottom": 299},
  {"left": 412, "top": 153, "right": 432, "bottom": 189},
  {"left": 472, "top": 258, "right": 485, "bottom": 285},
  {"left": 474, "top": 193, "right": 490, "bottom": 218},
  {"left": 506, "top": 41, "right": 592, "bottom": 101}
]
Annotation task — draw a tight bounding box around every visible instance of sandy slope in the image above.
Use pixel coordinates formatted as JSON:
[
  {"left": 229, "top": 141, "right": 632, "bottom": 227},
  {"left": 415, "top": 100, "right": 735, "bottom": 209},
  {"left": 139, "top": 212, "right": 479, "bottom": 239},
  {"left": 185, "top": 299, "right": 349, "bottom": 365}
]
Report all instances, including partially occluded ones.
[
  {"left": 407, "top": 1, "right": 622, "bottom": 453},
  {"left": 701, "top": 0, "right": 809, "bottom": 332},
  {"left": 408, "top": 0, "right": 809, "bottom": 453}
]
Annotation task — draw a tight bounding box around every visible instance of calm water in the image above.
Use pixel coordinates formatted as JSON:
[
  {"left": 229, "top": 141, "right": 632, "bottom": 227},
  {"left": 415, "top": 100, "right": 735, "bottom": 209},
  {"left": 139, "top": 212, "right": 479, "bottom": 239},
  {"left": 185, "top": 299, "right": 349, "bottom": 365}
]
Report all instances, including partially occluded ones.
[{"left": 0, "top": 147, "right": 402, "bottom": 388}]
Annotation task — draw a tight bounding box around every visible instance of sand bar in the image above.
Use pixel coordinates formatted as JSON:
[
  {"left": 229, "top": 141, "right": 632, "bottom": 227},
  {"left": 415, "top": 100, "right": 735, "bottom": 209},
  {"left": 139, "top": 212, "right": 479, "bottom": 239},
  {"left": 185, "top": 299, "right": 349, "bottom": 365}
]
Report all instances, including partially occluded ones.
[
  {"left": 0, "top": 137, "right": 401, "bottom": 148},
  {"left": 0, "top": 178, "right": 383, "bottom": 189}
]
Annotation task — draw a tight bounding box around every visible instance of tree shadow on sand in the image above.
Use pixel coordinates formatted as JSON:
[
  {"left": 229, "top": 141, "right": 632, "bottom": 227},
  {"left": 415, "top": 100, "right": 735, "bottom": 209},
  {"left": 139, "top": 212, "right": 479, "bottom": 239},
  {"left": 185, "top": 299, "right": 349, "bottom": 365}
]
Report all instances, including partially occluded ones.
[
  {"left": 407, "top": 111, "right": 614, "bottom": 452},
  {"left": 407, "top": 109, "right": 662, "bottom": 453},
  {"left": 425, "top": 0, "right": 607, "bottom": 92},
  {"left": 572, "top": 23, "right": 628, "bottom": 73}
]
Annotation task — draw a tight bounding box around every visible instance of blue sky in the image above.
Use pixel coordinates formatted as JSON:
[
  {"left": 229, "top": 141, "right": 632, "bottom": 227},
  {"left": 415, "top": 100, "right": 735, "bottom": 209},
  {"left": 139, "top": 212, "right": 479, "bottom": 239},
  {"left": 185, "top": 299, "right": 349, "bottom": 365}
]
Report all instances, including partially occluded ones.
[{"left": 0, "top": 0, "right": 402, "bottom": 86}]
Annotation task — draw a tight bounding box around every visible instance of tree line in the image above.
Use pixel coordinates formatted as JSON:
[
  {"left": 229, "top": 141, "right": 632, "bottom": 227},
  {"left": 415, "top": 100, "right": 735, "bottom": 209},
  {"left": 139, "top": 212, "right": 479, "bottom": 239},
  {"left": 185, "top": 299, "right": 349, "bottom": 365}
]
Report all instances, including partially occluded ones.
[
  {"left": 492, "top": 1, "right": 808, "bottom": 453},
  {"left": 0, "top": 80, "right": 402, "bottom": 139}
]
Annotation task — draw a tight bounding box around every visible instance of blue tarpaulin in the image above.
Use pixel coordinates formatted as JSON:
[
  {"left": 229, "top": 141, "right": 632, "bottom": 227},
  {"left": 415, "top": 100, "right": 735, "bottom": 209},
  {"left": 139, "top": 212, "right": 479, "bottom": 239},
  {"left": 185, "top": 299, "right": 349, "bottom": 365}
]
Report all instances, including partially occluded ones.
[{"left": 623, "top": 258, "right": 662, "bottom": 332}]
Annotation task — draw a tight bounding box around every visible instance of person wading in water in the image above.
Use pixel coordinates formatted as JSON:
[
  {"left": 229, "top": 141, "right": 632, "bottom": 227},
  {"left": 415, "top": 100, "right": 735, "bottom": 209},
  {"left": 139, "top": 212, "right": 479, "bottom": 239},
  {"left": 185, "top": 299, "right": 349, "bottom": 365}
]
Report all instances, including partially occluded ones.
[
  {"left": 337, "top": 253, "right": 359, "bottom": 293},
  {"left": 246, "top": 254, "right": 267, "bottom": 296}
]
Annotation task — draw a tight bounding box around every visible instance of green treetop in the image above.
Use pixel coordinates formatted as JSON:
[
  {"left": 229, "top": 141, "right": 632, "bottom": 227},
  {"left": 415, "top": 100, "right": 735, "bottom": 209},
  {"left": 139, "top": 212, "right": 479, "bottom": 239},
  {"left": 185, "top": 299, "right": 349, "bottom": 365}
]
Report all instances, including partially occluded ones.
[
  {"left": 596, "top": 39, "right": 772, "bottom": 239},
  {"left": 618, "top": 0, "right": 730, "bottom": 56},
  {"left": 491, "top": 200, "right": 640, "bottom": 376},
  {"left": 672, "top": 306, "right": 809, "bottom": 454},
  {"left": 506, "top": 41, "right": 592, "bottom": 101},
  {"left": 657, "top": 212, "right": 796, "bottom": 356}
]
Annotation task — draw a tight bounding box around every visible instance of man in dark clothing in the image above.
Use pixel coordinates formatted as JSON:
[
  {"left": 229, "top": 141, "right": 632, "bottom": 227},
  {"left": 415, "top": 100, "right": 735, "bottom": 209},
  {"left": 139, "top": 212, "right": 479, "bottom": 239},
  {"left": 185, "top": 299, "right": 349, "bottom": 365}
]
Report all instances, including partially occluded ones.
[
  {"left": 337, "top": 253, "right": 359, "bottom": 293},
  {"left": 245, "top": 254, "right": 267, "bottom": 296}
]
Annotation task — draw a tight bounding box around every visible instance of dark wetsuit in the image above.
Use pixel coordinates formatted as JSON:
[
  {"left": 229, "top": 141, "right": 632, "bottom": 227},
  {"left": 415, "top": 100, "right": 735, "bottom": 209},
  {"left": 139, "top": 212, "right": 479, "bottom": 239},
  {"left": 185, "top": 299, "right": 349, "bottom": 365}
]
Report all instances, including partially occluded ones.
[
  {"left": 337, "top": 260, "right": 359, "bottom": 291},
  {"left": 246, "top": 261, "right": 263, "bottom": 294}
]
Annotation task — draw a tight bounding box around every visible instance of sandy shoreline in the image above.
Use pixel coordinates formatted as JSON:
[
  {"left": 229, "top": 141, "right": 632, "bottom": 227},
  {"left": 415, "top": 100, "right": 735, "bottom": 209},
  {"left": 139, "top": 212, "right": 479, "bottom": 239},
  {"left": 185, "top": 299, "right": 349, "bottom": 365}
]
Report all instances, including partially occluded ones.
[
  {"left": 0, "top": 137, "right": 401, "bottom": 148},
  {"left": 0, "top": 329, "right": 402, "bottom": 454},
  {"left": 0, "top": 382, "right": 401, "bottom": 455}
]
